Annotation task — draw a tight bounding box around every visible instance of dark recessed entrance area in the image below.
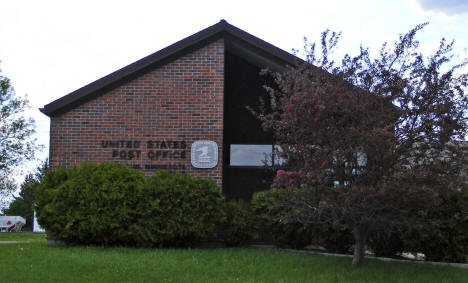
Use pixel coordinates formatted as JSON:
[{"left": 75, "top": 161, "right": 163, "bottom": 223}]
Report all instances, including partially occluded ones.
[{"left": 222, "top": 51, "right": 276, "bottom": 200}]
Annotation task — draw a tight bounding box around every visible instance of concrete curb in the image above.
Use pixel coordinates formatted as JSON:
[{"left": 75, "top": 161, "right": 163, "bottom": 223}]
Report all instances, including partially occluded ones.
[
  {"left": 250, "top": 245, "right": 468, "bottom": 270},
  {"left": 305, "top": 249, "right": 468, "bottom": 269}
]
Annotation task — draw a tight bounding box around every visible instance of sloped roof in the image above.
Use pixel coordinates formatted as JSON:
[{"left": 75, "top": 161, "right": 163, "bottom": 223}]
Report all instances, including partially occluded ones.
[{"left": 40, "top": 20, "right": 300, "bottom": 116}]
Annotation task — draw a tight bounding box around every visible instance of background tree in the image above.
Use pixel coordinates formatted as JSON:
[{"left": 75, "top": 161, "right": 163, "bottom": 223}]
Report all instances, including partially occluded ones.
[
  {"left": 0, "top": 65, "right": 40, "bottom": 212},
  {"left": 4, "top": 160, "right": 48, "bottom": 228},
  {"left": 257, "top": 24, "right": 468, "bottom": 267}
]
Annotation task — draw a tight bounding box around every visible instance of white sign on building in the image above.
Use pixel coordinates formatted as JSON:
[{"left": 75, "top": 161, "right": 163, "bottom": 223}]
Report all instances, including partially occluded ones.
[{"left": 191, "top": 140, "right": 218, "bottom": 168}]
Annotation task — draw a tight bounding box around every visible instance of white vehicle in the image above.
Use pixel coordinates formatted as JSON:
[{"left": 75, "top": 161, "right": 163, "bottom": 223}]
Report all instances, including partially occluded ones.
[{"left": 0, "top": 216, "right": 26, "bottom": 232}]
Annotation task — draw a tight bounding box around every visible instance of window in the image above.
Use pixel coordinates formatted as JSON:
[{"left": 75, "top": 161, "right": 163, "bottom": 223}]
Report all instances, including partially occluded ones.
[{"left": 229, "top": 144, "right": 284, "bottom": 166}]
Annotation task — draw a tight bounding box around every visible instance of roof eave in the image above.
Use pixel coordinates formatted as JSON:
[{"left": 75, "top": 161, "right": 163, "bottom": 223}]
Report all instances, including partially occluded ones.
[{"left": 41, "top": 20, "right": 300, "bottom": 117}]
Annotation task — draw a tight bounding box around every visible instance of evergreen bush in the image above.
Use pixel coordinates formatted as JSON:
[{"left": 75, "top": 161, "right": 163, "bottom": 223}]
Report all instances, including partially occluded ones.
[
  {"left": 252, "top": 188, "right": 312, "bottom": 249},
  {"left": 402, "top": 188, "right": 468, "bottom": 263},
  {"left": 218, "top": 199, "right": 254, "bottom": 247},
  {"left": 367, "top": 230, "right": 404, "bottom": 258},
  {"left": 35, "top": 164, "right": 225, "bottom": 247},
  {"left": 35, "top": 163, "right": 146, "bottom": 246},
  {"left": 319, "top": 227, "right": 354, "bottom": 254},
  {"left": 138, "top": 170, "right": 225, "bottom": 247}
]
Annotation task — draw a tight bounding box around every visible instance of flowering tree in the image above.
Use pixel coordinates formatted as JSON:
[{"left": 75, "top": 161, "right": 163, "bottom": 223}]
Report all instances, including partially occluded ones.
[{"left": 257, "top": 24, "right": 468, "bottom": 266}]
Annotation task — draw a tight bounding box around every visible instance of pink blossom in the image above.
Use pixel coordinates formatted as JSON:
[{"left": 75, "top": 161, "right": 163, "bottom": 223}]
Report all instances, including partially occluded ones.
[{"left": 277, "top": 170, "right": 286, "bottom": 176}]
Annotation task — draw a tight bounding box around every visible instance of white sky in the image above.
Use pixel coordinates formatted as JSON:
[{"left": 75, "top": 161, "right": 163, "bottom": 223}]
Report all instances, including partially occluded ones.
[{"left": 0, "top": 0, "right": 467, "bottom": 180}]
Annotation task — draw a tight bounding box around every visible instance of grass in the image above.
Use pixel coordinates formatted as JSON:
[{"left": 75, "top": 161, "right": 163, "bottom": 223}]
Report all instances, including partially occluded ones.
[
  {"left": 1, "top": 233, "right": 467, "bottom": 282},
  {"left": 0, "top": 231, "right": 45, "bottom": 242}
]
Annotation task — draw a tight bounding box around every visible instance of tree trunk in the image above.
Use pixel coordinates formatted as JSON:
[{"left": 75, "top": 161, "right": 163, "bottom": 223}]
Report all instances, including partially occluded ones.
[{"left": 352, "top": 227, "right": 366, "bottom": 267}]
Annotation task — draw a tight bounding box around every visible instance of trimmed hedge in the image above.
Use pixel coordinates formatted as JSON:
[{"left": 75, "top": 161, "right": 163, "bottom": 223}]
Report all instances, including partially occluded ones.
[
  {"left": 218, "top": 200, "right": 255, "bottom": 247},
  {"left": 35, "top": 163, "right": 146, "bottom": 246},
  {"left": 35, "top": 162, "right": 468, "bottom": 262},
  {"left": 252, "top": 187, "right": 353, "bottom": 251},
  {"left": 35, "top": 164, "right": 225, "bottom": 247},
  {"left": 137, "top": 170, "right": 225, "bottom": 247},
  {"left": 319, "top": 227, "right": 354, "bottom": 254},
  {"left": 367, "top": 230, "right": 404, "bottom": 258},
  {"left": 252, "top": 188, "right": 312, "bottom": 249},
  {"left": 402, "top": 188, "right": 468, "bottom": 263}
]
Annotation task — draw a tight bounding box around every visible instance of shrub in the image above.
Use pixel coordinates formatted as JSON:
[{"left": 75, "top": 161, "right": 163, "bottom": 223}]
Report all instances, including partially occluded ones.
[
  {"left": 35, "top": 163, "right": 146, "bottom": 246},
  {"left": 218, "top": 200, "right": 255, "bottom": 247},
  {"left": 402, "top": 188, "right": 468, "bottom": 263},
  {"left": 35, "top": 164, "right": 225, "bottom": 247},
  {"left": 252, "top": 188, "right": 312, "bottom": 249},
  {"left": 270, "top": 222, "right": 312, "bottom": 249},
  {"left": 319, "top": 227, "right": 354, "bottom": 254},
  {"left": 252, "top": 187, "right": 357, "bottom": 252},
  {"left": 137, "top": 170, "right": 225, "bottom": 247},
  {"left": 367, "top": 230, "right": 404, "bottom": 258}
]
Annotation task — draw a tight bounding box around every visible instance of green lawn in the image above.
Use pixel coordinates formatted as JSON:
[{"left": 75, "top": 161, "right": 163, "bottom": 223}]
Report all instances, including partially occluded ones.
[
  {"left": 0, "top": 233, "right": 467, "bottom": 282},
  {"left": 0, "top": 231, "right": 45, "bottom": 242}
]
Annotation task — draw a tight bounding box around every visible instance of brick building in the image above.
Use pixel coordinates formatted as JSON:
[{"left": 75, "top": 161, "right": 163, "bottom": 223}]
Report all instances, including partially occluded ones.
[{"left": 41, "top": 20, "right": 297, "bottom": 200}]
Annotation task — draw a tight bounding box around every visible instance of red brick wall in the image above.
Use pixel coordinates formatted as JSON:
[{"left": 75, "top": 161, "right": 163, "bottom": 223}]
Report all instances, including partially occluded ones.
[{"left": 49, "top": 39, "right": 225, "bottom": 186}]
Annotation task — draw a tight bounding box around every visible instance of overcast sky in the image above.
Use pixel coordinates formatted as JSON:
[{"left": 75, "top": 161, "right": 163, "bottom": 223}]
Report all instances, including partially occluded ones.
[{"left": 1, "top": 0, "right": 467, "bottom": 178}]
